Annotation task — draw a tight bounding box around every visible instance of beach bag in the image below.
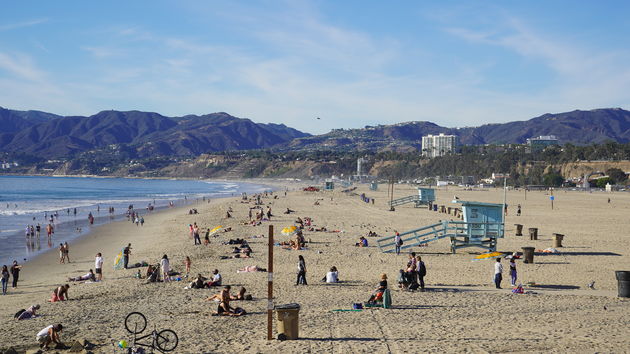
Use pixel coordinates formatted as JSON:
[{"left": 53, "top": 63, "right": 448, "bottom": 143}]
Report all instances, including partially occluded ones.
[
  {"left": 398, "top": 239, "right": 403, "bottom": 246},
  {"left": 418, "top": 262, "right": 427, "bottom": 277},
  {"left": 353, "top": 303, "right": 363, "bottom": 309},
  {"left": 14, "top": 309, "right": 26, "bottom": 319}
]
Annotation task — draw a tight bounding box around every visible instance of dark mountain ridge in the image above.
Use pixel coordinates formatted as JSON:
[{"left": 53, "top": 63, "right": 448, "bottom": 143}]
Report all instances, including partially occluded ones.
[{"left": 0, "top": 108, "right": 309, "bottom": 158}]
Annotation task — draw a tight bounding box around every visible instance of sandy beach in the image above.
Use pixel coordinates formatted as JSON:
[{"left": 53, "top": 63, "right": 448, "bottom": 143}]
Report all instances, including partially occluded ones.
[{"left": 1, "top": 181, "right": 629, "bottom": 353}]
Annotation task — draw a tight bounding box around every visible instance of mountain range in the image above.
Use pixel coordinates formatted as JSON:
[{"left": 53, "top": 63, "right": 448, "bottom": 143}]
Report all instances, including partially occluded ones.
[
  {"left": 0, "top": 107, "right": 308, "bottom": 158},
  {"left": 1, "top": 107, "right": 630, "bottom": 159}
]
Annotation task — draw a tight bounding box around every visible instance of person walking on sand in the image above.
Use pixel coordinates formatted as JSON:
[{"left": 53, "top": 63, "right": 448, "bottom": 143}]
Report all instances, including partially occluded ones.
[
  {"left": 516, "top": 204, "right": 521, "bottom": 216},
  {"left": 95, "top": 253, "right": 103, "bottom": 281},
  {"left": 160, "top": 255, "right": 171, "bottom": 282},
  {"left": 123, "top": 243, "right": 132, "bottom": 269},
  {"left": 509, "top": 258, "right": 517, "bottom": 286},
  {"left": 63, "top": 242, "right": 70, "bottom": 263},
  {"left": 296, "top": 255, "right": 307, "bottom": 285},
  {"left": 494, "top": 258, "right": 503, "bottom": 289},
  {"left": 58, "top": 243, "right": 65, "bottom": 264},
  {"left": 2, "top": 265, "right": 9, "bottom": 295},
  {"left": 193, "top": 226, "right": 201, "bottom": 245},
  {"left": 10, "top": 260, "right": 22, "bottom": 288},
  {"left": 394, "top": 232, "right": 402, "bottom": 255}
]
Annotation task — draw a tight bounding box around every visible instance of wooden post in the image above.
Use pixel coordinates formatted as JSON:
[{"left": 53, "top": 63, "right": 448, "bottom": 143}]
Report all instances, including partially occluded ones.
[{"left": 267, "top": 225, "right": 274, "bottom": 340}]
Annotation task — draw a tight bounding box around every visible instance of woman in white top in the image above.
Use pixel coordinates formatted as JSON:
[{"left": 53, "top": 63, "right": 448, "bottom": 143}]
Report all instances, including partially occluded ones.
[
  {"left": 160, "top": 255, "right": 170, "bottom": 282},
  {"left": 325, "top": 266, "right": 339, "bottom": 283}
]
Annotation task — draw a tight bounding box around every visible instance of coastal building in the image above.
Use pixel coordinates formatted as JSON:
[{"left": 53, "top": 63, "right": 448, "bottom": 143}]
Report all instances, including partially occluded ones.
[
  {"left": 421, "top": 133, "right": 459, "bottom": 158},
  {"left": 527, "top": 135, "right": 559, "bottom": 152}
]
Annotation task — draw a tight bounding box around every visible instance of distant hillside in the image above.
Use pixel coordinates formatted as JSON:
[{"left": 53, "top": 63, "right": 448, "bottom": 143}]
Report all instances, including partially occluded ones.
[
  {"left": 0, "top": 108, "right": 309, "bottom": 158},
  {"left": 287, "top": 108, "right": 630, "bottom": 150}
]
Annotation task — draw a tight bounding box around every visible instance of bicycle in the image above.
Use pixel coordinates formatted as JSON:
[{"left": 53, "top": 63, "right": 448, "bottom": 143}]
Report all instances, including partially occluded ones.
[{"left": 124, "top": 312, "right": 178, "bottom": 353}]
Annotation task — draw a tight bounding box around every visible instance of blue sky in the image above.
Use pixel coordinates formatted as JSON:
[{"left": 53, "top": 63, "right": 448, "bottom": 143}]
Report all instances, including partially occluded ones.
[{"left": 1, "top": 1, "right": 629, "bottom": 134}]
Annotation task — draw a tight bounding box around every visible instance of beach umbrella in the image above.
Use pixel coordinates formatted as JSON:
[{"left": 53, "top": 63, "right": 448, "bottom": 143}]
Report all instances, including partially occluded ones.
[
  {"left": 209, "top": 225, "right": 222, "bottom": 234},
  {"left": 281, "top": 225, "right": 297, "bottom": 235},
  {"left": 473, "top": 251, "right": 503, "bottom": 261}
]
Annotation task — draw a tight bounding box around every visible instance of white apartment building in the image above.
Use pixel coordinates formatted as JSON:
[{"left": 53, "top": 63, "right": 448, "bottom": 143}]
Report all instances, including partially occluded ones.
[{"left": 422, "top": 133, "right": 459, "bottom": 158}]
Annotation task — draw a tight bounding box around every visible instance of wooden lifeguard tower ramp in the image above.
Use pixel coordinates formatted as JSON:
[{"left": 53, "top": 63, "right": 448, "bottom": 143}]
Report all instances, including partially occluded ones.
[
  {"left": 388, "top": 188, "right": 436, "bottom": 208},
  {"left": 377, "top": 200, "right": 504, "bottom": 253}
]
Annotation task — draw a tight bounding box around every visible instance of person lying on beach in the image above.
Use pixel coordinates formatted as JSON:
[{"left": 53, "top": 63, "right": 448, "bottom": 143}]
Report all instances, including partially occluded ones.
[
  {"left": 49, "top": 284, "right": 70, "bottom": 302},
  {"left": 16, "top": 304, "right": 40, "bottom": 320},
  {"left": 237, "top": 265, "right": 266, "bottom": 273},
  {"left": 68, "top": 269, "right": 96, "bottom": 282},
  {"left": 231, "top": 287, "right": 251, "bottom": 300},
  {"left": 367, "top": 274, "right": 388, "bottom": 304},
  {"left": 221, "top": 250, "right": 251, "bottom": 259},
  {"left": 322, "top": 266, "right": 339, "bottom": 283},
  {"left": 284, "top": 208, "right": 295, "bottom": 214}
]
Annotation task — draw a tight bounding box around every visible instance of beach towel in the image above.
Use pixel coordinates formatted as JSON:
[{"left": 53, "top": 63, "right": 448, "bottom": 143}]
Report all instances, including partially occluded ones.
[{"left": 113, "top": 248, "right": 124, "bottom": 269}]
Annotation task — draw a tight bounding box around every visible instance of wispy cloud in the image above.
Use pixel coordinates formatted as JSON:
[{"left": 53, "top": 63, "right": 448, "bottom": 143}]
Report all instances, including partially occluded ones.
[
  {"left": 0, "top": 52, "right": 46, "bottom": 81},
  {"left": 0, "top": 18, "right": 48, "bottom": 31}
]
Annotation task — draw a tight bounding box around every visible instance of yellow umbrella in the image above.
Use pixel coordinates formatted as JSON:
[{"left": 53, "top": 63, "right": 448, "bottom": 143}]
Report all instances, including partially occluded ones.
[
  {"left": 209, "top": 225, "right": 222, "bottom": 234},
  {"left": 281, "top": 225, "right": 297, "bottom": 235},
  {"left": 473, "top": 251, "right": 503, "bottom": 261}
]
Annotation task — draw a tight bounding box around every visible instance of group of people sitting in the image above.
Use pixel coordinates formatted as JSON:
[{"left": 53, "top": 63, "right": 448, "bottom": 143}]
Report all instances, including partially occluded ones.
[
  {"left": 207, "top": 285, "right": 250, "bottom": 316},
  {"left": 188, "top": 269, "right": 222, "bottom": 289},
  {"left": 322, "top": 266, "right": 339, "bottom": 283},
  {"left": 397, "top": 253, "right": 427, "bottom": 291}
]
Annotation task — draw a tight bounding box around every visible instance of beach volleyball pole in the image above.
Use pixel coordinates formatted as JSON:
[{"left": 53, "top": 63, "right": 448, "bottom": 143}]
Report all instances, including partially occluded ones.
[{"left": 267, "top": 225, "right": 274, "bottom": 340}]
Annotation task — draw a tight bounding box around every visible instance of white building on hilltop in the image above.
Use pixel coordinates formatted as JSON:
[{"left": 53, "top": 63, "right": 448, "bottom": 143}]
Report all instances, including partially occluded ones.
[{"left": 422, "top": 133, "right": 459, "bottom": 158}]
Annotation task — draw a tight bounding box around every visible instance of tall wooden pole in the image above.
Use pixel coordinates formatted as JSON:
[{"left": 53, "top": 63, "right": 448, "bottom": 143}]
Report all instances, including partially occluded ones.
[{"left": 267, "top": 225, "right": 274, "bottom": 340}]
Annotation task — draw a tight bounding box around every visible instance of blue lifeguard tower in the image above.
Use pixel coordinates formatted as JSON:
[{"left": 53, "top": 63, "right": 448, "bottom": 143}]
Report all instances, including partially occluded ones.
[
  {"left": 388, "top": 187, "right": 436, "bottom": 208},
  {"left": 377, "top": 200, "right": 505, "bottom": 253},
  {"left": 370, "top": 182, "right": 378, "bottom": 191},
  {"left": 324, "top": 179, "right": 334, "bottom": 190}
]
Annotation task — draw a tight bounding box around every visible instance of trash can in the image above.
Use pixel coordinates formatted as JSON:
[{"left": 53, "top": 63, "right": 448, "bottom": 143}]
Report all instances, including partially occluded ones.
[
  {"left": 515, "top": 224, "right": 523, "bottom": 236},
  {"left": 615, "top": 271, "right": 630, "bottom": 298},
  {"left": 440, "top": 205, "right": 446, "bottom": 213},
  {"left": 522, "top": 247, "right": 535, "bottom": 264},
  {"left": 275, "top": 303, "right": 300, "bottom": 340},
  {"left": 528, "top": 228, "right": 538, "bottom": 240},
  {"left": 433, "top": 204, "right": 438, "bottom": 212},
  {"left": 428, "top": 202, "right": 432, "bottom": 210},
  {"left": 552, "top": 233, "right": 564, "bottom": 247}
]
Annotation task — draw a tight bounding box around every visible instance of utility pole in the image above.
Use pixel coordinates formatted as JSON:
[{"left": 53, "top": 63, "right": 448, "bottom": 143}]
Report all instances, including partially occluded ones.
[{"left": 267, "top": 225, "right": 274, "bottom": 340}]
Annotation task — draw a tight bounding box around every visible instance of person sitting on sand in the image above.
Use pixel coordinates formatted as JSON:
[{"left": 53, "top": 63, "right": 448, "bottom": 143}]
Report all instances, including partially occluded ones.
[
  {"left": 68, "top": 269, "right": 96, "bottom": 282},
  {"left": 324, "top": 266, "right": 339, "bottom": 283},
  {"left": 208, "top": 269, "right": 222, "bottom": 287},
  {"left": 36, "top": 324, "right": 63, "bottom": 350},
  {"left": 214, "top": 285, "right": 234, "bottom": 315},
  {"left": 295, "top": 217, "right": 304, "bottom": 229},
  {"left": 189, "top": 274, "right": 208, "bottom": 289},
  {"left": 49, "top": 284, "right": 70, "bottom": 302},
  {"left": 367, "top": 274, "right": 388, "bottom": 304},
  {"left": 225, "top": 210, "right": 232, "bottom": 218},
  {"left": 355, "top": 236, "right": 368, "bottom": 247},
  {"left": 231, "top": 287, "right": 252, "bottom": 300},
  {"left": 17, "top": 304, "right": 40, "bottom": 320}
]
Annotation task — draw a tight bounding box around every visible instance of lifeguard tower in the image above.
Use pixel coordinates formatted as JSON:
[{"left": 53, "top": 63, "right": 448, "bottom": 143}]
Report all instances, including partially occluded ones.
[
  {"left": 324, "top": 179, "right": 334, "bottom": 191},
  {"left": 388, "top": 187, "right": 436, "bottom": 208},
  {"left": 370, "top": 182, "right": 378, "bottom": 191},
  {"left": 377, "top": 200, "right": 504, "bottom": 253}
]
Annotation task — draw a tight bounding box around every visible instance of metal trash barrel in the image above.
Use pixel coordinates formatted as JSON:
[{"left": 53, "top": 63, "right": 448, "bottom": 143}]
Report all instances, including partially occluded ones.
[
  {"left": 615, "top": 271, "right": 630, "bottom": 298},
  {"left": 433, "top": 204, "right": 438, "bottom": 212},
  {"left": 522, "top": 247, "right": 535, "bottom": 263},
  {"left": 552, "top": 233, "right": 564, "bottom": 247},
  {"left": 440, "top": 205, "right": 446, "bottom": 213},
  {"left": 275, "top": 303, "right": 300, "bottom": 339},
  {"left": 515, "top": 224, "right": 523, "bottom": 236},
  {"left": 528, "top": 228, "right": 538, "bottom": 240}
]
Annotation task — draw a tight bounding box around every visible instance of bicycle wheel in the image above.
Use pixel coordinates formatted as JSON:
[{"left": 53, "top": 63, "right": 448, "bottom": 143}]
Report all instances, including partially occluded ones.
[
  {"left": 156, "top": 329, "right": 178, "bottom": 352},
  {"left": 124, "top": 312, "right": 147, "bottom": 334}
]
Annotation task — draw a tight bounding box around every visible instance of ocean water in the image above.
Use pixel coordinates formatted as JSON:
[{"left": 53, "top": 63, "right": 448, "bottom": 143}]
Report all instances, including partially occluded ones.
[{"left": 0, "top": 176, "right": 268, "bottom": 266}]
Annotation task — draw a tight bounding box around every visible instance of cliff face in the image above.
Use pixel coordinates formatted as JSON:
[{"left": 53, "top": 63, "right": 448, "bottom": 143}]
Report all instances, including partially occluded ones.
[{"left": 559, "top": 161, "right": 630, "bottom": 179}]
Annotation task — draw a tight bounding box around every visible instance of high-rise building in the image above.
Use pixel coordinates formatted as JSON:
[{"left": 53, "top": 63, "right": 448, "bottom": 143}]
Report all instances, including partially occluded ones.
[{"left": 422, "top": 133, "right": 459, "bottom": 158}]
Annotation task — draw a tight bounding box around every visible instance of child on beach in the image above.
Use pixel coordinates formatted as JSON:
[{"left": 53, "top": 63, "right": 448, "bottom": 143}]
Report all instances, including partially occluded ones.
[
  {"left": 95, "top": 253, "right": 103, "bottom": 281},
  {"left": 509, "top": 258, "right": 517, "bottom": 286},
  {"left": 184, "top": 256, "right": 191, "bottom": 278}
]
